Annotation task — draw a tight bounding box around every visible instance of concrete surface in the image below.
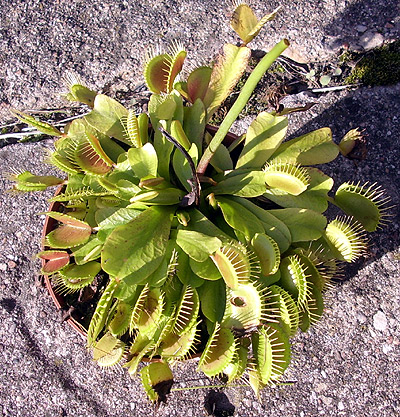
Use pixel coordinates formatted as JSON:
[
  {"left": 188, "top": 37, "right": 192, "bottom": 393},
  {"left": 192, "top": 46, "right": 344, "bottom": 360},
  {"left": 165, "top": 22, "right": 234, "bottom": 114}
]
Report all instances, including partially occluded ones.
[{"left": 0, "top": 1, "right": 399, "bottom": 416}]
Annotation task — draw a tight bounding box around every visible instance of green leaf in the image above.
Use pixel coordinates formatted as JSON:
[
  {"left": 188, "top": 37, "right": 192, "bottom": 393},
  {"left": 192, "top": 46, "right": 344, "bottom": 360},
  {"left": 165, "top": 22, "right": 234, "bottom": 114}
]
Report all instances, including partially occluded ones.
[
  {"left": 101, "top": 207, "right": 174, "bottom": 283},
  {"left": 152, "top": 121, "right": 174, "bottom": 181},
  {"left": 320, "top": 75, "right": 331, "bottom": 86},
  {"left": 84, "top": 94, "right": 128, "bottom": 142},
  {"left": 204, "top": 44, "right": 251, "bottom": 118},
  {"left": 96, "top": 208, "right": 143, "bottom": 241},
  {"left": 44, "top": 212, "right": 92, "bottom": 248},
  {"left": 231, "top": 197, "right": 291, "bottom": 252},
  {"left": 185, "top": 209, "right": 230, "bottom": 241},
  {"left": 128, "top": 142, "right": 158, "bottom": 179},
  {"left": 11, "top": 109, "right": 62, "bottom": 136},
  {"left": 236, "top": 112, "right": 288, "bottom": 169},
  {"left": 211, "top": 170, "right": 267, "bottom": 197},
  {"left": 67, "top": 84, "right": 97, "bottom": 107},
  {"left": 251, "top": 233, "right": 280, "bottom": 276},
  {"left": 251, "top": 323, "right": 290, "bottom": 384},
  {"left": 270, "top": 127, "right": 339, "bottom": 165},
  {"left": 183, "top": 98, "right": 206, "bottom": 153},
  {"left": 87, "top": 279, "right": 119, "bottom": 346},
  {"left": 38, "top": 250, "right": 70, "bottom": 274},
  {"left": 60, "top": 261, "right": 101, "bottom": 280},
  {"left": 215, "top": 195, "right": 264, "bottom": 239},
  {"left": 170, "top": 119, "right": 191, "bottom": 150},
  {"left": 198, "top": 325, "right": 236, "bottom": 377},
  {"left": 189, "top": 257, "right": 221, "bottom": 280},
  {"left": 209, "top": 143, "right": 233, "bottom": 172},
  {"left": 153, "top": 95, "right": 177, "bottom": 121},
  {"left": 334, "top": 182, "right": 386, "bottom": 232},
  {"left": 231, "top": 4, "right": 280, "bottom": 45},
  {"left": 264, "top": 167, "right": 334, "bottom": 213},
  {"left": 176, "top": 229, "right": 222, "bottom": 262},
  {"left": 172, "top": 143, "right": 198, "bottom": 192},
  {"left": 11, "top": 171, "right": 64, "bottom": 192},
  {"left": 187, "top": 66, "right": 212, "bottom": 103},
  {"left": 198, "top": 280, "right": 226, "bottom": 322},
  {"left": 269, "top": 208, "right": 327, "bottom": 242},
  {"left": 72, "top": 236, "right": 103, "bottom": 264},
  {"left": 137, "top": 113, "right": 149, "bottom": 145}
]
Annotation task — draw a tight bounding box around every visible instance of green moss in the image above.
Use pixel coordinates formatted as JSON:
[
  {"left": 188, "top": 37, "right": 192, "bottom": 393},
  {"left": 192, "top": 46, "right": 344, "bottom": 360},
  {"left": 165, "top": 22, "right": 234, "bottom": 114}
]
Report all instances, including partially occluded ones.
[{"left": 345, "top": 41, "right": 400, "bottom": 86}]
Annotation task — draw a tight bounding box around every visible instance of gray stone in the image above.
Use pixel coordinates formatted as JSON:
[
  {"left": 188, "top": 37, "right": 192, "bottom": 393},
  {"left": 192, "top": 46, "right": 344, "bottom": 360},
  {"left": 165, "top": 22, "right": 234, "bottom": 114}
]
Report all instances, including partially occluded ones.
[
  {"left": 359, "top": 31, "right": 385, "bottom": 50},
  {"left": 356, "top": 24, "right": 368, "bottom": 33}
]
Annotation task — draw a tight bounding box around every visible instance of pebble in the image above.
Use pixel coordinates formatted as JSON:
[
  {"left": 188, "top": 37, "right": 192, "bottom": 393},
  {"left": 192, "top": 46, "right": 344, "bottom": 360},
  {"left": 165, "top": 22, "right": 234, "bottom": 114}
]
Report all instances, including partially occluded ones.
[
  {"left": 382, "top": 344, "right": 393, "bottom": 354},
  {"left": 338, "top": 401, "right": 345, "bottom": 410},
  {"left": 7, "top": 261, "right": 16, "bottom": 269},
  {"left": 321, "top": 395, "right": 333, "bottom": 406},
  {"left": 356, "top": 24, "right": 368, "bottom": 33},
  {"left": 0, "top": 263, "right": 7, "bottom": 271},
  {"left": 373, "top": 311, "right": 388, "bottom": 331},
  {"left": 315, "top": 382, "right": 327, "bottom": 393},
  {"left": 321, "top": 370, "right": 327, "bottom": 378},
  {"left": 359, "top": 31, "right": 385, "bottom": 51},
  {"left": 357, "top": 312, "right": 367, "bottom": 323}
]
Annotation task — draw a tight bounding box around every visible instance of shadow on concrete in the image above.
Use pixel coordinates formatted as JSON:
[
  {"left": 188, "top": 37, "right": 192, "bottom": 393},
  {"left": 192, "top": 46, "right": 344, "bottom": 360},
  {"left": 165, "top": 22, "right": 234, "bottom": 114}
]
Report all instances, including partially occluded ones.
[
  {"left": 0, "top": 297, "right": 113, "bottom": 417},
  {"left": 286, "top": 85, "right": 400, "bottom": 282}
]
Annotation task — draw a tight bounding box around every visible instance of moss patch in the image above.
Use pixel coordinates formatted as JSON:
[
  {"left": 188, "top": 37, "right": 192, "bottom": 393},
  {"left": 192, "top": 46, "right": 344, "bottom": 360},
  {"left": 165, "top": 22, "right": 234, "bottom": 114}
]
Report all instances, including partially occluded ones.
[{"left": 345, "top": 40, "right": 400, "bottom": 86}]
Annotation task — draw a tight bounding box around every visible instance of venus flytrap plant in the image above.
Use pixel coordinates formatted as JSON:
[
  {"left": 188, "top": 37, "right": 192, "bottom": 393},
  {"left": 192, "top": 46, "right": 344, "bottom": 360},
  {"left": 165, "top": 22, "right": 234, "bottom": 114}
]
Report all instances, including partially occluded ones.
[{"left": 9, "top": 1, "right": 391, "bottom": 405}]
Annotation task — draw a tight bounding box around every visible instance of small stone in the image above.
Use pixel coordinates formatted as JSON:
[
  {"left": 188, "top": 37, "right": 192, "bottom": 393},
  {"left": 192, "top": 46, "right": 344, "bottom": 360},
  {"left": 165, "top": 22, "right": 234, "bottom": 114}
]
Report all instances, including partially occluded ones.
[
  {"left": 0, "top": 263, "right": 7, "bottom": 271},
  {"left": 373, "top": 311, "right": 388, "bottom": 331},
  {"left": 7, "top": 260, "right": 16, "bottom": 269},
  {"left": 356, "top": 24, "right": 368, "bottom": 33},
  {"left": 315, "top": 383, "right": 327, "bottom": 393},
  {"left": 357, "top": 312, "right": 367, "bottom": 323},
  {"left": 321, "top": 396, "right": 333, "bottom": 406},
  {"left": 338, "top": 401, "right": 345, "bottom": 410},
  {"left": 382, "top": 344, "right": 393, "bottom": 354},
  {"left": 243, "top": 399, "right": 251, "bottom": 408},
  {"left": 359, "top": 31, "right": 385, "bottom": 51},
  {"left": 321, "top": 370, "right": 327, "bottom": 378}
]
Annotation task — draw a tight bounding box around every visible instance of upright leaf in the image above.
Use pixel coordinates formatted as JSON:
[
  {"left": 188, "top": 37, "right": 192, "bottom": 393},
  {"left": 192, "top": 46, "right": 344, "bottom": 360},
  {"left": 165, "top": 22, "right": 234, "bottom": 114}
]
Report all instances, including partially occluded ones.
[
  {"left": 204, "top": 44, "right": 251, "bottom": 118},
  {"left": 128, "top": 142, "right": 158, "bottom": 179},
  {"left": 231, "top": 4, "right": 280, "bottom": 45},
  {"left": 85, "top": 94, "right": 128, "bottom": 142},
  {"left": 236, "top": 112, "right": 288, "bottom": 169}
]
